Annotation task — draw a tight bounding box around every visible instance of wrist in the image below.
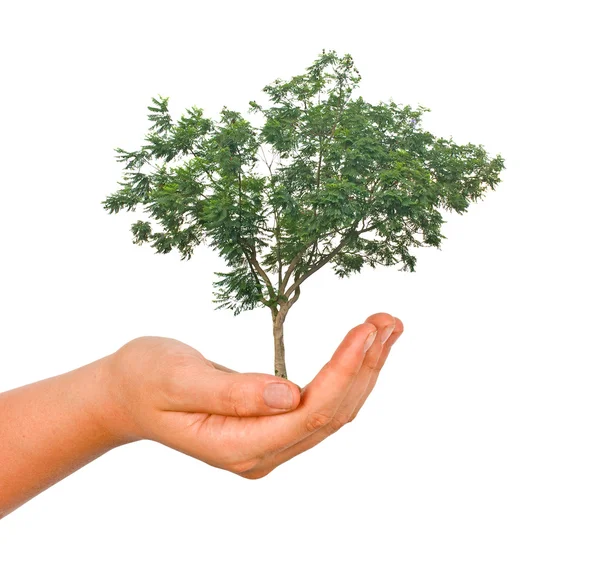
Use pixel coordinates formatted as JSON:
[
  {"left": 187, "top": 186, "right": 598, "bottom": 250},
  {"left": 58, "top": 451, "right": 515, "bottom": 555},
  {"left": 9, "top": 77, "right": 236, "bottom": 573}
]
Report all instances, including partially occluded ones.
[
  {"left": 79, "top": 352, "right": 141, "bottom": 449},
  {"left": 0, "top": 352, "right": 139, "bottom": 517}
]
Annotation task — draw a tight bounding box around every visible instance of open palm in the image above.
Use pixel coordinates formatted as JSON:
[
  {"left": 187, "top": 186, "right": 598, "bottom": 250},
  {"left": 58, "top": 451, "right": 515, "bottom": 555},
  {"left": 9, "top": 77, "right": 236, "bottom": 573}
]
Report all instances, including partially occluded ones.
[{"left": 110, "top": 313, "right": 403, "bottom": 479}]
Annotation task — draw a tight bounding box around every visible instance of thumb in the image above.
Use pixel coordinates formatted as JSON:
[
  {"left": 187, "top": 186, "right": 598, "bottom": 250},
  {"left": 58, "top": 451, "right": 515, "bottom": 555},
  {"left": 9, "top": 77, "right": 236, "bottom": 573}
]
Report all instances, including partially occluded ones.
[{"left": 170, "top": 369, "right": 302, "bottom": 417}]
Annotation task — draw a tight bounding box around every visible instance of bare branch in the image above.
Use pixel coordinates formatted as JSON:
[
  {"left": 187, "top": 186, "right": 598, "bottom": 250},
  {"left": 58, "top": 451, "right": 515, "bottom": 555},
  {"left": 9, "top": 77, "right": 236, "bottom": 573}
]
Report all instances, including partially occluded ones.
[
  {"left": 280, "top": 228, "right": 339, "bottom": 292},
  {"left": 259, "top": 144, "right": 274, "bottom": 177},
  {"left": 284, "top": 234, "right": 350, "bottom": 299},
  {"left": 275, "top": 209, "right": 282, "bottom": 293},
  {"left": 247, "top": 242, "right": 276, "bottom": 300},
  {"left": 282, "top": 220, "right": 378, "bottom": 298},
  {"left": 306, "top": 240, "right": 318, "bottom": 268},
  {"left": 277, "top": 283, "right": 301, "bottom": 325},
  {"left": 239, "top": 245, "right": 269, "bottom": 305},
  {"left": 287, "top": 284, "right": 301, "bottom": 309}
]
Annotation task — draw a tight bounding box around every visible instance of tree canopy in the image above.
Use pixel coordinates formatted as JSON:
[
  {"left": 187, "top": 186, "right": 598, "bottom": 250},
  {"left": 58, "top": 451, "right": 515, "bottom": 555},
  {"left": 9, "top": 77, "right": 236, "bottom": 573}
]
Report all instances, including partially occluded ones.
[{"left": 103, "top": 49, "right": 505, "bottom": 318}]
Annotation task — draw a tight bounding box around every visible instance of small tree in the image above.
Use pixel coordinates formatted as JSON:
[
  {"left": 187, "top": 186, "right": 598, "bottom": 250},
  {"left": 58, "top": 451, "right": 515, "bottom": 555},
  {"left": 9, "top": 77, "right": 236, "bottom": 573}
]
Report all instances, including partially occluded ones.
[{"left": 103, "top": 49, "right": 505, "bottom": 378}]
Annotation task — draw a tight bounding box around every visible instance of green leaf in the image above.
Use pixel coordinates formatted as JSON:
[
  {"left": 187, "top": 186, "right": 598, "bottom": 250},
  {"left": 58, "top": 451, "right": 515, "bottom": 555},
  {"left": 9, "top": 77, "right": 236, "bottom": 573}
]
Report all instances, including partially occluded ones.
[{"left": 103, "top": 49, "right": 505, "bottom": 319}]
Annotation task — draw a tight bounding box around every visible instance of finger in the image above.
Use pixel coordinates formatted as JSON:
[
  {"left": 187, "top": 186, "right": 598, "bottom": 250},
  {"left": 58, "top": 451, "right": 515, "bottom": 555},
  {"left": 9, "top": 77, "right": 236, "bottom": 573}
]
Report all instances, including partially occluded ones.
[
  {"left": 234, "top": 322, "right": 378, "bottom": 456},
  {"left": 244, "top": 314, "right": 397, "bottom": 475},
  {"left": 349, "top": 316, "right": 403, "bottom": 421},
  {"left": 164, "top": 367, "right": 302, "bottom": 417},
  {"left": 336, "top": 313, "right": 396, "bottom": 422}
]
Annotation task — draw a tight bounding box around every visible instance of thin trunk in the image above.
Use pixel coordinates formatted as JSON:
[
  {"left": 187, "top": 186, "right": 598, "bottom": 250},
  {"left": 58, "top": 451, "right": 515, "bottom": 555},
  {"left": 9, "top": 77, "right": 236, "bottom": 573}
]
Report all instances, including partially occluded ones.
[
  {"left": 271, "top": 279, "right": 301, "bottom": 378},
  {"left": 272, "top": 311, "right": 288, "bottom": 378}
]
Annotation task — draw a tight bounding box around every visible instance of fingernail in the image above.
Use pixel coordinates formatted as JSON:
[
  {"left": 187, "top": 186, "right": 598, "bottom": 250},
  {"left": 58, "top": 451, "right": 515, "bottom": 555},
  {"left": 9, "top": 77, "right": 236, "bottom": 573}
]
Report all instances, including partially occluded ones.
[
  {"left": 363, "top": 330, "right": 377, "bottom": 353},
  {"left": 263, "top": 383, "right": 294, "bottom": 409},
  {"left": 390, "top": 318, "right": 404, "bottom": 345},
  {"left": 381, "top": 326, "right": 395, "bottom": 344}
]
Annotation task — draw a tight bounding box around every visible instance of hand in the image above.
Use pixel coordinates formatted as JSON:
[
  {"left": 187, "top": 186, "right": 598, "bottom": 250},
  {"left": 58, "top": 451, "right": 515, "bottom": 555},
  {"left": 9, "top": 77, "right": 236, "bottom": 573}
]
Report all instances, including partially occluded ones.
[{"left": 105, "top": 312, "right": 403, "bottom": 478}]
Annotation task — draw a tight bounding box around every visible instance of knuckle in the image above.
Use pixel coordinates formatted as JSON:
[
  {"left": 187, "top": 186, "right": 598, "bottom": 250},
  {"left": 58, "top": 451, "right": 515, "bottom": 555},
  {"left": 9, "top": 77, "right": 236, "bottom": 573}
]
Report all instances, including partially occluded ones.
[
  {"left": 240, "top": 467, "right": 273, "bottom": 480},
  {"left": 342, "top": 412, "right": 354, "bottom": 425},
  {"left": 226, "top": 457, "right": 261, "bottom": 475},
  {"left": 305, "top": 411, "right": 333, "bottom": 433},
  {"left": 362, "top": 359, "right": 382, "bottom": 376},
  {"left": 328, "top": 413, "right": 350, "bottom": 433},
  {"left": 226, "top": 381, "right": 251, "bottom": 417}
]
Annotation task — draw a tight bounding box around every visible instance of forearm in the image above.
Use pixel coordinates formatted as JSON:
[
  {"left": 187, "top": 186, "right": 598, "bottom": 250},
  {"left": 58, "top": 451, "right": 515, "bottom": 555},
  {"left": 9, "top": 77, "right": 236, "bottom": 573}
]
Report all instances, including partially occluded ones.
[{"left": 0, "top": 353, "right": 130, "bottom": 518}]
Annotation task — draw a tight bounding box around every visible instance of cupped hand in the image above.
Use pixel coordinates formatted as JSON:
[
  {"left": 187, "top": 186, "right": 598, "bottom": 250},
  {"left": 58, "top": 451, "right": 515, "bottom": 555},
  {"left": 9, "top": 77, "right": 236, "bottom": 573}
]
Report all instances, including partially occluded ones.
[{"left": 105, "top": 313, "right": 403, "bottom": 478}]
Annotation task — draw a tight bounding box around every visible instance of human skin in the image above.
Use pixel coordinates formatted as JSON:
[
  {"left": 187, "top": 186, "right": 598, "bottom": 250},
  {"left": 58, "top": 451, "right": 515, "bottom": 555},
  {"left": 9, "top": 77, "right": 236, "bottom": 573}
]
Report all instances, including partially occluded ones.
[{"left": 0, "top": 312, "right": 403, "bottom": 519}]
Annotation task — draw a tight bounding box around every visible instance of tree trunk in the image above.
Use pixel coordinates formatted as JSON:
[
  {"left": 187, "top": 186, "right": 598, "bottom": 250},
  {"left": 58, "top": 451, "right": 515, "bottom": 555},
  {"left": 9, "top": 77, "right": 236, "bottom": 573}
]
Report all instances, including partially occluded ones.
[{"left": 272, "top": 311, "right": 288, "bottom": 378}]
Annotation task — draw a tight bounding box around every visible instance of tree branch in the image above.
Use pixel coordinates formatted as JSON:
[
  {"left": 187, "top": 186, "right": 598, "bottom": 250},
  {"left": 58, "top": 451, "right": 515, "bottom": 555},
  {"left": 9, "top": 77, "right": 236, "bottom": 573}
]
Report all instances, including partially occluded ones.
[
  {"left": 240, "top": 246, "right": 269, "bottom": 305},
  {"left": 259, "top": 144, "right": 274, "bottom": 178},
  {"left": 306, "top": 240, "right": 319, "bottom": 268},
  {"left": 287, "top": 283, "right": 301, "bottom": 309},
  {"left": 247, "top": 242, "right": 277, "bottom": 301},
  {"left": 275, "top": 208, "right": 283, "bottom": 293},
  {"left": 277, "top": 282, "right": 301, "bottom": 324},
  {"left": 282, "top": 220, "right": 378, "bottom": 299},
  {"left": 283, "top": 233, "right": 351, "bottom": 299},
  {"left": 280, "top": 228, "right": 339, "bottom": 292},
  {"left": 236, "top": 147, "right": 275, "bottom": 307},
  {"left": 280, "top": 78, "right": 352, "bottom": 294}
]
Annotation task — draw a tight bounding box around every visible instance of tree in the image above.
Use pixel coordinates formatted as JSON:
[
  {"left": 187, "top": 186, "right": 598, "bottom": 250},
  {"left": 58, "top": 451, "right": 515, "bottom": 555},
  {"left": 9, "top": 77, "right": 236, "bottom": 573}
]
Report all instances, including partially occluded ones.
[{"left": 102, "top": 49, "right": 505, "bottom": 379}]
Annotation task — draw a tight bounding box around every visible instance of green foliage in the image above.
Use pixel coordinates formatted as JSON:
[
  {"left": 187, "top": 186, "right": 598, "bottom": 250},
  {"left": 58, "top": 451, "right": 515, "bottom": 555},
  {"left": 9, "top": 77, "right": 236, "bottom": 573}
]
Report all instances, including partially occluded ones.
[{"left": 103, "top": 49, "right": 505, "bottom": 315}]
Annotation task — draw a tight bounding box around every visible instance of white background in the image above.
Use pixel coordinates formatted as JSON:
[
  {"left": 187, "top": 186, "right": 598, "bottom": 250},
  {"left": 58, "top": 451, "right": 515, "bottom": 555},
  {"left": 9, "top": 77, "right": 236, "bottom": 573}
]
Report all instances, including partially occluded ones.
[{"left": 1, "top": 0, "right": 598, "bottom": 583}]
